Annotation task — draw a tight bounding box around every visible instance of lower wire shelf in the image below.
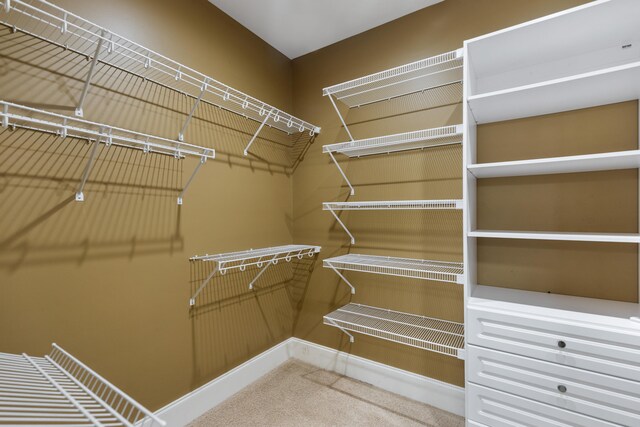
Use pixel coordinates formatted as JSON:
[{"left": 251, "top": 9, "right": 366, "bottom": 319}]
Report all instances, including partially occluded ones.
[
  {"left": 323, "top": 303, "right": 465, "bottom": 359},
  {"left": 0, "top": 344, "right": 164, "bottom": 427}
]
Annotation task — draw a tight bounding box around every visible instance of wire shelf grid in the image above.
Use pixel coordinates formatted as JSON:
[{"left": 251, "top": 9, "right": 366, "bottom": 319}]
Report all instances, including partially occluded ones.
[
  {"left": 323, "top": 303, "right": 464, "bottom": 357},
  {"left": 189, "top": 244, "right": 321, "bottom": 305},
  {"left": 0, "top": 344, "right": 165, "bottom": 427},
  {"left": 324, "top": 254, "right": 463, "bottom": 284},
  {"left": 323, "top": 200, "right": 463, "bottom": 211},
  {"left": 323, "top": 125, "right": 463, "bottom": 158},
  {"left": 323, "top": 49, "right": 463, "bottom": 108},
  {"left": 0, "top": 0, "right": 320, "bottom": 136}
]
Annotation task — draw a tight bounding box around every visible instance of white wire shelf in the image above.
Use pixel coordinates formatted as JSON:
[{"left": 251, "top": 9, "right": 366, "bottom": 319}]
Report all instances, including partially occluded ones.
[
  {"left": 323, "top": 49, "right": 463, "bottom": 108},
  {"left": 0, "top": 0, "right": 319, "bottom": 154},
  {"left": 323, "top": 125, "right": 463, "bottom": 195},
  {"left": 468, "top": 150, "right": 640, "bottom": 178},
  {"left": 323, "top": 200, "right": 462, "bottom": 244},
  {"left": 323, "top": 200, "right": 463, "bottom": 211},
  {"left": 189, "top": 244, "right": 321, "bottom": 305},
  {"left": 323, "top": 303, "right": 465, "bottom": 358},
  {"left": 0, "top": 343, "right": 165, "bottom": 427},
  {"left": 469, "top": 230, "right": 640, "bottom": 243},
  {"left": 324, "top": 254, "right": 463, "bottom": 294},
  {"left": 1, "top": 101, "right": 214, "bottom": 205}
]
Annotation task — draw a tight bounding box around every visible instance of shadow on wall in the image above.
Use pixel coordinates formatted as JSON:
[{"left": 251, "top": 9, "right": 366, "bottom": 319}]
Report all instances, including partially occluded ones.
[
  {"left": 0, "top": 24, "right": 316, "bottom": 175},
  {"left": 188, "top": 255, "right": 318, "bottom": 388},
  {"left": 0, "top": 127, "right": 183, "bottom": 270}
]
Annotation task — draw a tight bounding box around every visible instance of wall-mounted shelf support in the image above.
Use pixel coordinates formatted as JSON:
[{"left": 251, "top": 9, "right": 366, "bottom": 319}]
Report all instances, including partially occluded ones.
[
  {"left": 0, "top": 101, "right": 215, "bottom": 204},
  {"left": 325, "top": 317, "right": 354, "bottom": 342},
  {"left": 323, "top": 200, "right": 463, "bottom": 244},
  {"left": 325, "top": 204, "right": 355, "bottom": 244},
  {"left": 177, "top": 154, "right": 207, "bottom": 205},
  {"left": 244, "top": 108, "right": 274, "bottom": 156},
  {"left": 75, "top": 28, "right": 106, "bottom": 117},
  {"left": 75, "top": 136, "right": 101, "bottom": 202},
  {"left": 326, "top": 263, "right": 356, "bottom": 294},
  {"left": 3, "top": 0, "right": 10, "bottom": 14},
  {"left": 327, "top": 151, "right": 354, "bottom": 196},
  {"left": 189, "top": 244, "right": 321, "bottom": 306},
  {"left": 178, "top": 78, "right": 209, "bottom": 142},
  {"left": 327, "top": 93, "right": 355, "bottom": 142}
]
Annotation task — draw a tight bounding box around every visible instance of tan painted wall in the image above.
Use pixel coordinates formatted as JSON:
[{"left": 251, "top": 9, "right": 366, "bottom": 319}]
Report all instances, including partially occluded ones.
[
  {"left": 290, "top": 0, "right": 598, "bottom": 387},
  {"left": 0, "top": 0, "right": 302, "bottom": 411},
  {"left": 2, "top": 0, "right": 630, "bottom": 413}
]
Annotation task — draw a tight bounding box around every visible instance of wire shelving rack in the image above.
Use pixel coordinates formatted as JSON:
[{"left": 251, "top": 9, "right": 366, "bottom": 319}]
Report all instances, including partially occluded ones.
[
  {"left": 323, "top": 125, "right": 463, "bottom": 194},
  {"left": 0, "top": 101, "right": 214, "bottom": 204},
  {"left": 323, "top": 200, "right": 463, "bottom": 244},
  {"left": 0, "top": 0, "right": 320, "bottom": 155},
  {"left": 322, "top": 49, "right": 463, "bottom": 140},
  {"left": 324, "top": 254, "right": 463, "bottom": 293},
  {"left": 0, "top": 343, "right": 165, "bottom": 427},
  {"left": 323, "top": 303, "right": 464, "bottom": 358},
  {"left": 189, "top": 244, "right": 321, "bottom": 306}
]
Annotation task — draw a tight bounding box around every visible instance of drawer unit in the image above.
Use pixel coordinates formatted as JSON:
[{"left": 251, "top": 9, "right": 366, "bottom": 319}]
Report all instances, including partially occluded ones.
[
  {"left": 467, "top": 383, "right": 618, "bottom": 427},
  {"left": 468, "top": 345, "right": 640, "bottom": 426},
  {"left": 467, "top": 304, "right": 640, "bottom": 381}
]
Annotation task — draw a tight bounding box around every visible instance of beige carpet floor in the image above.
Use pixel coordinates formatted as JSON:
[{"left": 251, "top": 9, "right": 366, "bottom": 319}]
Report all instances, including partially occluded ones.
[{"left": 188, "top": 360, "right": 465, "bottom": 427}]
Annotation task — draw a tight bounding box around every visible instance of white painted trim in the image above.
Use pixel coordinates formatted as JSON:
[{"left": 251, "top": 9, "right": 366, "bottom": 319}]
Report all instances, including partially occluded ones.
[
  {"left": 287, "top": 338, "right": 465, "bottom": 417},
  {"left": 152, "top": 338, "right": 465, "bottom": 426},
  {"left": 153, "top": 339, "right": 291, "bottom": 427}
]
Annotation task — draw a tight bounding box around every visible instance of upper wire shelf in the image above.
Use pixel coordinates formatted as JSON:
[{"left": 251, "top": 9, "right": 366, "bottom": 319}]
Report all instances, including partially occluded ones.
[
  {"left": 324, "top": 254, "right": 463, "bottom": 295},
  {"left": 323, "top": 48, "right": 463, "bottom": 109},
  {"left": 323, "top": 125, "right": 463, "bottom": 195},
  {"left": 189, "top": 244, "right": 321, "bottom": 306},
  {"left": 323, "top": 303, "right": 465, "bottom": 358},
  {"left": 1, "top": 101, "right": 214, "bottom": 204},
  {"left": 0, "top": 0, "right": 320, "bottom": 152},
  {"left": 0, "top": 343, "right": 165, "bottom": 427},
  {"left": 323, "top": 200, "right": 463, "bottom": 210}
]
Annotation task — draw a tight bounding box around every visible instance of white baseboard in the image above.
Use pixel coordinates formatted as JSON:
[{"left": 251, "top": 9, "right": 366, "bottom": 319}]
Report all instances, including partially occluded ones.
[
  {"left": 154, "top": 337, "right": 465, "bottom": 426},
  {"left": 288, "top": 338, "right": 465, "bottom": 417},
  {"left": 154, "top": 339, "right": 291, "bottom": 427}
]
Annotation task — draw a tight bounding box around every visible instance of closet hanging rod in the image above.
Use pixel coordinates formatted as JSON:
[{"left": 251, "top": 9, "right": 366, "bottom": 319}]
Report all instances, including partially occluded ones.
[
  {"left": 0, "top": 101, "right": 214, "bottom": 204},
  {"left": 189, "top": 244, "right": 321, "bottom": 306},
  {"left": 0, "top": 0, "right": 321, "bottom": 140}
]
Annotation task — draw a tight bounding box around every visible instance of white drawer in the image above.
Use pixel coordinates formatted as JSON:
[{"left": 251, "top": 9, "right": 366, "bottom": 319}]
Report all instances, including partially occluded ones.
[
  {"left": 468, "top": 304, "right": 640, "bottom": 381},
  {"left": 468, "top": 383, "right": 618, "bottom": 427},
  {"left": 468, "top": 345, "right": 640, "bottom": 426}
]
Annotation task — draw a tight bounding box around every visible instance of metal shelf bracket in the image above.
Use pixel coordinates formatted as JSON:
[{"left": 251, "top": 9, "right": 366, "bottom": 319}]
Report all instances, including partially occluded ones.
[
  {"left": 328, "top": 93, "right": 354, "bottom": 142},
  {"left": 177, "top": 153, "right": 209, "bottom": 205},
  {"left": 326, "top": 318, "right": 354, "bottom": 343},
  {"left": 178, "top": 78, "right": 209, "bottom": 142},
  {"left": 326, "top": 262, "right": 355, "bottom": 294},
  {"left": 75, "top": 130, "right": 104, "bottom": 202},
  {"left": 75, "top": 29, "right": 107, "bottom": 117},
  {"left": 244, "top": 108, "right": 275, "bottom": 156},
  {"left": 189, "top": 264, "right": 219, "bottom": 307},
  {"left": 248, "top": 254, "right": 279, "bottom": 290},
  {"left": 328, "top": 151, "right": 354, "bottom": 195},
  {"left": 326, "top": 205, "right": 355, "bottom": 244}
]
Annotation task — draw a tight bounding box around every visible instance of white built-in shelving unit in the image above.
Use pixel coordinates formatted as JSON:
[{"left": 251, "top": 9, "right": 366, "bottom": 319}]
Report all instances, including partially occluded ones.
[
  {"left": 0, "top": 101, "right": 215, "bottom": 204},
  {"left": 0, "top": 343, "right": 165, "bottom": 427},
  {"left": 324, "top": 254, "right": 463, "bottom": 294},
  {"left": 189, "top": 245, "right": 321, "bottom": 306},
  {"left": 323, "top": 199, "right": 462, "bottom": 244},
  {"left": 0, "top": 0, "right": 320, "bottom": 158},
  {"left": 464, "top": 1, "right": 640, "bottom": 424},
  {"left": 323, "top": 125, "right": 463, "bottom": 195},
  {"left": 321, "top": 48, "right": 465, "bottom": 356},
  {"left": 323, "top": 303, "right": 464, "bottom": 358}
]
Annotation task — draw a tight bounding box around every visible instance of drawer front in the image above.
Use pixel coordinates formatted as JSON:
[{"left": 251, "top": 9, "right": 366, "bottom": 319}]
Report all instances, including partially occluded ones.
[
  {"left": 468, "top": 305, "right": 640, "bottom": 381},
  {"left": 468, "top": 383, "right": 618, "bottom": 427},
  {"left": 468, "top": 345, "right": 640, "bottom": 426}
]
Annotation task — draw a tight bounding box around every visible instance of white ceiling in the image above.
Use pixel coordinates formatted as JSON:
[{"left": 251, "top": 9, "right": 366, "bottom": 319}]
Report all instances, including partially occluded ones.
[{"left": 208, "top": 0, "right": 444, "bottom": 59}]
